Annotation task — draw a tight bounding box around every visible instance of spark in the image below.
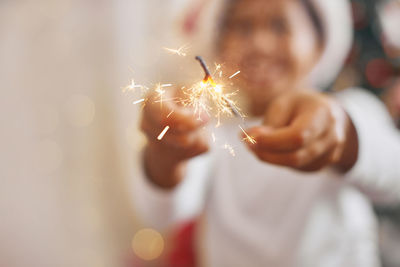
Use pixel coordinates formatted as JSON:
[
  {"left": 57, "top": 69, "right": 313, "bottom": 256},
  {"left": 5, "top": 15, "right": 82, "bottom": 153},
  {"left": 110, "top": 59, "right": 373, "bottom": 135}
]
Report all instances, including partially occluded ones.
[
  {"left": 214, "top": 63, "right": 223, "bottom": 78},
  {"left": 180, "top": 77, "right": 241, "bottom": 120},
  {"left": 123, "top": 79, "right": 147, "bottom": 93},
  {"left": 122, "top": 55, "right": 251, "bottom": 157},
  {"left": 229, "top": 71, "right": 241, "bottom": 79},
  {"left": 157, "top": 126, "right": 170, "bottom": 140},
  {"left": 155, "top": 83, "right": 167, "bottom": 107},
  {"left": 166, "top": 110, "right": 174, "bottom": 118},
  {"left": 239, "top": 125, "right": 257, "bottom": 144},
  {"left": 133, "top": 98, "right": 145, "bottom": 105},
  {"left": 163, "top": 45, "right": 189, "bottom": 57},
  {"left": 223, "top": 143, "right": 236, "bottom": 157},
  {"left": 153, "top": 98, "right": 177, "bottom": 103}
]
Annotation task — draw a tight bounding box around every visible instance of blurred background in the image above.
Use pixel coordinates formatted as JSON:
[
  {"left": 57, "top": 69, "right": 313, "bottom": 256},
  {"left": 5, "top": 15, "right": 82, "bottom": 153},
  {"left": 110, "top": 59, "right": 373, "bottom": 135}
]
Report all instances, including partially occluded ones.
[
  {"left": 0, "top": 0, "right": 399, "bottom": 267},
  {"left": 0, "top": 0, "right": 185, "bottom": 266}
]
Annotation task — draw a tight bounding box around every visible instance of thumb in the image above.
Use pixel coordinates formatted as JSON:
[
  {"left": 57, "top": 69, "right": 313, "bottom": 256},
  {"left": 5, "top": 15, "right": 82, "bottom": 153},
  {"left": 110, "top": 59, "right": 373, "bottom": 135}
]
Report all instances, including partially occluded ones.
[{"left": 263, "top": 96, "right": 294, "bottom": 128}]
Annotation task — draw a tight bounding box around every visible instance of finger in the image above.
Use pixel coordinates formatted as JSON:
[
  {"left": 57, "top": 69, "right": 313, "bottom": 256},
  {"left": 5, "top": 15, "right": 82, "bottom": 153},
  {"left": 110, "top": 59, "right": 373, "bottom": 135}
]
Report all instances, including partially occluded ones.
[
  {"left": 263, "top": 96, "right": 294, "bottom": 128},
  {"left": 298, "top": 147, "right": 337, "bottom": 172},
  {"left": 147, "top": 136, "right": 209, "bottom": 162},
  {"left": 177, "top": 133, "right": 209, "bottom": 159},
  {"left": 298, "top": 121, "right": 346, "bottom": 171},
  {"left": 248, "top": 128, "right": 336, "bottom": 169},
  {"left": 141, "top": 118, "right": 206, "bottom": 148},
  {"left": 153, "top": 132, "right": 209, "bottom": 160},
  {"left": 329, "top": 141, "right": 345, "bottom": 164},
  {"left": 144, "top": 96, "right": 209, "bottom": 133},
  {"left": 247, "top": 106, "right": 330, "bottom": 152}
]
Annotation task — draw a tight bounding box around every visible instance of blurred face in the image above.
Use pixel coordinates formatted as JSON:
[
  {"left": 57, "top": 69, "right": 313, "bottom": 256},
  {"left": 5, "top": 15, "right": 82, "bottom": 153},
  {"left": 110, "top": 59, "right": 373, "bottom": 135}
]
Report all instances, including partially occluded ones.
[{"left": 219, "top": 0, "right": 323, "bottom": 115}]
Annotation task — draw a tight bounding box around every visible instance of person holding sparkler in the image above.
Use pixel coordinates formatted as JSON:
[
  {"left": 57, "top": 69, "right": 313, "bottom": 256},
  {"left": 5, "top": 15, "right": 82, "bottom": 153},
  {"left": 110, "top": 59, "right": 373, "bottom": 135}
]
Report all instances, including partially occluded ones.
[{"left": 134, "top": 0, "right": 400, "bottom": 266}]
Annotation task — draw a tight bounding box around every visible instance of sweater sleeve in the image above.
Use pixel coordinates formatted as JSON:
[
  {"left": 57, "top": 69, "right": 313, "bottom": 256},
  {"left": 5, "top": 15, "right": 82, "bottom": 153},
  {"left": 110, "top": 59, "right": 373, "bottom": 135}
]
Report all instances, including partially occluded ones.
[
  {"left": 335, "top": 88, "right": 400, "bottom": 205},
  {"left": 132, "top": 151, "right": 213, "bottom": 231}
]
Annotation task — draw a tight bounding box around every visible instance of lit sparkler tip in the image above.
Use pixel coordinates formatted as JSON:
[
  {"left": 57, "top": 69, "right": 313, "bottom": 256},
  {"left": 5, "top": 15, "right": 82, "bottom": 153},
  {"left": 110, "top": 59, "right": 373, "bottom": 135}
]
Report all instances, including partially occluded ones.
[
  {"left": 214, "top": 84, "right": 223, "bottom": 93},
  {"left": 186, "top": 56, "right": 244, "bottom": 123},
  {"left": 157, "top": 126, "right": 170, "bottom": 140},
  {"left": 229, "top": 70, "right": 241, "bottom": 79}
]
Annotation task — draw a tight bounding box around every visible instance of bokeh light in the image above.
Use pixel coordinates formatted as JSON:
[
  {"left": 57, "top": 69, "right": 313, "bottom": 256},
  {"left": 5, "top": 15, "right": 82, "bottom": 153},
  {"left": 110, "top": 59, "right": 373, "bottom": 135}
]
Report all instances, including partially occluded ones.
[
  {"left": 65, "top": 94, "right": 95, "bottom": 128},
  {"left": 132, "top": 228, "right": 164, "bottom": 261},
  {"left": 365, "top": 58, "right": 394, "bottom": 89}
]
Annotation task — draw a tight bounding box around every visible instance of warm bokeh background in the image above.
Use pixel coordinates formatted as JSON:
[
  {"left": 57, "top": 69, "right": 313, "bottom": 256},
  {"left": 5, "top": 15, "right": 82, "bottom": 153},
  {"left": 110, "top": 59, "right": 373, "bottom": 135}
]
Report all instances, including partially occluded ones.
[{"left": 0, "top": 0, "right": 188, "bottom": 266}]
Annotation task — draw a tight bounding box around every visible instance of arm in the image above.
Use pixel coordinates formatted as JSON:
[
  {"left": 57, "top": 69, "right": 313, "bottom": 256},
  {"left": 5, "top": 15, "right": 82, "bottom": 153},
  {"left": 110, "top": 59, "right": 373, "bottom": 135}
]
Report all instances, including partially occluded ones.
[
  {"left": 133, "top": 88, "right": 212, "bottom": 231},
  {"left": 241, "top": 88, "right": 400, "bottom": 206},
  {"left": 336, "top": 88, "right": 400, "bottom": 205},
  {"left": 133, "top": 150, "right": 213, "bottom": 231}
]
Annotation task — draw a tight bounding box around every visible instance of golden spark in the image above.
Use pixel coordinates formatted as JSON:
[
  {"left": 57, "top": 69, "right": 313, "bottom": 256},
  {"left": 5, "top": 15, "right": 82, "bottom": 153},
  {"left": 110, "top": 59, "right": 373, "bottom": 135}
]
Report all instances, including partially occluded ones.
[
  {"left": 133, "top": 98, "right": 145, "bottom": 105},
  {"left": 123, "top": 79, "right": 147, "bottom": 93},
  {"left": 155, "top": 83, "right": 167, "bottom": 107},
  {"left": 229, "top": 70, "right": 241, "bottom": 79},
  {"left": 239, "top": 125, "right": 257, "bottom": 144},
  {"left": 163, "top": 45, "right": 189, "bottom": 57},
  {"left": 157, "top": 126, "right": 170, "bottom": 140},
  {"left": 166, "top": 110, "right": 174, "bottom": 118}
]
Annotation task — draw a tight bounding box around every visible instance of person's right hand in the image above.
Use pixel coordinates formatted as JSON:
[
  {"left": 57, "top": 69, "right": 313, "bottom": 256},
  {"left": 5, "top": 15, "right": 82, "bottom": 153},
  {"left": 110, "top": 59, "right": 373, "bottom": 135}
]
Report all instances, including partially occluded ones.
[{"left": 140, "top": 89, "right": 210, "bottom": 189}]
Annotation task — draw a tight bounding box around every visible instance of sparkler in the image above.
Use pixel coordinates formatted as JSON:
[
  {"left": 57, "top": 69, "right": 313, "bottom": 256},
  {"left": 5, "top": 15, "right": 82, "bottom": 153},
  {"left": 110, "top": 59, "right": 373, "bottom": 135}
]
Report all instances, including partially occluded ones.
[
  {"left": 180, "top": 56, "right": 243, "bottom": 123},
  {"left": 190, "top": 56, "right": 256, "bottom": 146},
  {"left": 198, "top": 56, "right": 243, "bottom": 118},
  {"left": 123, "top": 50, "right": 255, "bottom": 148}
]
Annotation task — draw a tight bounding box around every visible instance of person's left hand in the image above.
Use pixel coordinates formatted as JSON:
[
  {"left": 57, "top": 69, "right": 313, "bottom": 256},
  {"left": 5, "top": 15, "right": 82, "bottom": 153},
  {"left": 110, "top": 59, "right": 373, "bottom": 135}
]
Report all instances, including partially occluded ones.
[{"left": 244, "top": 90, "right": 358, "bottom": 172}]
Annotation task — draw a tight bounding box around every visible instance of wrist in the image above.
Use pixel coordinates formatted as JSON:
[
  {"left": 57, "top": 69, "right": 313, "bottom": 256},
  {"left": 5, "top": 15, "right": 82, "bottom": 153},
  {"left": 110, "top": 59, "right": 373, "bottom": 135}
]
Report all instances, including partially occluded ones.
[
  {"left": 143, "top": 143, "right": 187, "bottom": 189},
  {"left": 336, "top": 112, "right": 359, "bottom": 172}
]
